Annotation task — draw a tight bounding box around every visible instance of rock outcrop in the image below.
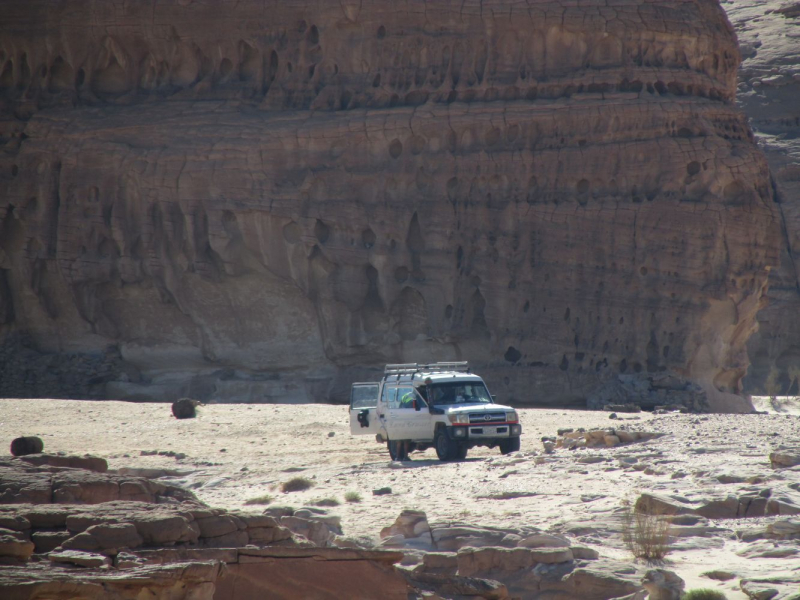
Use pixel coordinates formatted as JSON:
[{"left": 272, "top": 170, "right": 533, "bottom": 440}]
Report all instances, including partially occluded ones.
[
  {"left": 0, "top": 453, "right": 412, "bottom": 599},
  {"left": 378, "top": 510, "right": 643, "bottom": 599},
  {"left": 0, "top": 0, "right": 780, "bottom": 409}
]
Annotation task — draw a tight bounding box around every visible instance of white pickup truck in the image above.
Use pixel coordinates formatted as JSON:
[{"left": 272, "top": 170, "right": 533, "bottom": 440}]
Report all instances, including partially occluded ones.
[{"left": 349, "top": 362, "right": 522, "bottom": 461}]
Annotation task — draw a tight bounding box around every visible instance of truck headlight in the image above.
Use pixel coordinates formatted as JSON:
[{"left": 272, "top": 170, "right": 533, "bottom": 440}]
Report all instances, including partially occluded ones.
[
  {"left": 453, "top": 427, "right": 467, "bottom": 437},
  {"left": 448, "top": 413, "right": 470, "bottom": 424},
  {"left": 506, "top": 411, "right": 518, "bottom": 423},
  {"left": 511, "top": 424, "right": 522, "bottom": 435}
]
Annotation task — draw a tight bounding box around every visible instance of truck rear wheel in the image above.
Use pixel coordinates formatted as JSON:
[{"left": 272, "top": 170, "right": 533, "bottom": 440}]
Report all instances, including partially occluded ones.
[
  {"left": 435, "top": 431, "right": 458, "bottom": 461},
  {"left": 499, "top": 437, "right": 521, "bottom": 455},
  {"left": 388, "top": 439, "right": 401, "bottom": 461}
]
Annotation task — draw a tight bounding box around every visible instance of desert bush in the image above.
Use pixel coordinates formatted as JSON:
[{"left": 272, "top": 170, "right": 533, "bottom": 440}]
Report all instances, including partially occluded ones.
[
  {"left": 244, "top": 493, "right": 274, "bottom": 505},
  {"left": 311, "top": 497, "right": 340, "bottom": 507},
  {"left": 281, "top": 477, "right": 314, "bottom": 493},
  {"left": 621, "top": 497, "right": 671, "bottom": 561},
  {"left": 682, "top": 589, "right": 727, "bottom": 600},
  {"left": 344, "top": 491, "right": 362, "bottom": 503}
]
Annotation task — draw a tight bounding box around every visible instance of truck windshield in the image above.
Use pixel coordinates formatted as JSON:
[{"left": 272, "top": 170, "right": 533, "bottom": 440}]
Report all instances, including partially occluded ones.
[{"left": 429, "top": 382, "right": 492, "bottom": 405}]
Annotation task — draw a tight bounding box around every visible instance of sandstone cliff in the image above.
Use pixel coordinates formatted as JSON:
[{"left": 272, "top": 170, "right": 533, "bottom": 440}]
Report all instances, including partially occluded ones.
[
  {"left": 0, "top": 0, "right": 781, "bottom": 409},
  {"left": 721, "top": 0, "right": 800, "bottom": 395}
]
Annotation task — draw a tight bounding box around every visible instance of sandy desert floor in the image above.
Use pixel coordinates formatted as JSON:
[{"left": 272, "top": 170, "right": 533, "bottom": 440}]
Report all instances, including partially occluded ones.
[{"left": 1, "top": 397, "right": 799, "bottom": 599}]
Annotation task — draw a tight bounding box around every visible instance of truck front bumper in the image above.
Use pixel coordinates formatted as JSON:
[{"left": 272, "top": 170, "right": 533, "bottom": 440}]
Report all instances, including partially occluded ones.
[{"left": 449, "top": 424, "right": 522, "bottom": 440}]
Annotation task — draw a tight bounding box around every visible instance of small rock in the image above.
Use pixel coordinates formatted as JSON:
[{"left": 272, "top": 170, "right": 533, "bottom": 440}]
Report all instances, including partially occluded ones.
[
  {"left": 116, "top": 551, "right": 146, "bottom": 569},
  {"left": 373, "top": 487, "right": 393, "bottom": 496},
  {"left": 702, "top": 570, "right": 736, "bottom": 581},
  {"left": 571, "top": 546, "right": 599, "bottom": 560},
  {"left": 328, "top": 432, "right": 335, "bottom": 437}
]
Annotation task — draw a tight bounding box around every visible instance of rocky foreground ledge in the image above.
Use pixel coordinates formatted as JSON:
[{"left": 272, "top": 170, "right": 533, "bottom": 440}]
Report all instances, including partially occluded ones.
[
  {"left": 2, "top": 446, "right": 800, "bottom": 599},
  {"left": 0, "top": 452, "right": 656, "bottom": 599},
  {"left": 0, "top": 454, "right": 412, "bottom": 599}
]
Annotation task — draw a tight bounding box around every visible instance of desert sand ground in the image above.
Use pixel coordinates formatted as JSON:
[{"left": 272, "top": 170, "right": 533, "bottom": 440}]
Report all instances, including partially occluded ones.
[{"left": 1, "top": 397, "right": 799, "bottom": 598}]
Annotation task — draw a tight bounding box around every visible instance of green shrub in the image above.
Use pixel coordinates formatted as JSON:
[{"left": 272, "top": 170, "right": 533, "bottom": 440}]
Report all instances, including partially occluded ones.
[
  {"left": 281, "top": 477, "right": 314, "bottom": 493},
  {"left": 344, "top": 491, "right": 362, "bottom": 503},
  {"left": 682, "top": 589, "right": 728, "bottom": 600}
]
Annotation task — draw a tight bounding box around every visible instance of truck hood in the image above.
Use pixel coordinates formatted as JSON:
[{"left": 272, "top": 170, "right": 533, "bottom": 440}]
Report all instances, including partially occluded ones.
[{"left": 440, "top": 403, "right": 514, "bottom": 414}]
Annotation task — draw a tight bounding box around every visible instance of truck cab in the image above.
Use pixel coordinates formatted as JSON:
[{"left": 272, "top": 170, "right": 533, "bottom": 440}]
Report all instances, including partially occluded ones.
[{"left": 349, "top": 362, "right": 522, "bottom": 461}]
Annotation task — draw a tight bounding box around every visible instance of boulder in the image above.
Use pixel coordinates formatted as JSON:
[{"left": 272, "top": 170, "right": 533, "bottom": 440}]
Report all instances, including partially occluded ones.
[
  {"left": 0, "top": 560, "right": 224, "bottom": 599},
  {"left": 634, "top": 494, "right": 695, "bottom": 516},
  {"left": 278, "top": 516, "right": 337, "bottom": 547},
  {"left": 695, "top": 495, "right": 768, "bottom": 519},
  {"left": 50, "top": 550, "right": 112, "bottom": 568},
  {"left": 0, "top": 534, "right": 35, "bottom": 562},
  {"left": 172, "top": 398, "right": 199, "bottom": 419},
  {"left": 9, "top": 437, "right": 43, "bottom": 457},
  {"left": 31, "top": 530, "right": 72, "bottom": 553},
  {"left": 421, "top": 552, "right": 458, "bottom": 575},
  {"left": 17, "top": 454, "right": 108, "bottom": 473},
  {"left": 195, "top": 515, "right": 241, "bottom": 539},
  {"left": 0, "top": 515, "right": 30, "bottom": 532},
  {"left": 517, "top": 533, "right": 570, "bottom": 549},
  {"left": 766, "top": 496, "right": 800, "bottom": 516},
  {"left": 641, "top": 569, "right": 685, "bottom": 600},
  {"left": 62, "top": 523, "right": 144, "bottom": 555},
  {"left": 380, "top": 510, "right": 430, "bottom": 542},
  {"left": 770, "top": 452, "right": 800, "bottom": 469}
]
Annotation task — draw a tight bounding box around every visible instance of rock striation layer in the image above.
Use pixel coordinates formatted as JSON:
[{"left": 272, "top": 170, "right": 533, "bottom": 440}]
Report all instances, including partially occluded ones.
[{"left": 0, "top": 0, "right": 781, "bottom": 409}]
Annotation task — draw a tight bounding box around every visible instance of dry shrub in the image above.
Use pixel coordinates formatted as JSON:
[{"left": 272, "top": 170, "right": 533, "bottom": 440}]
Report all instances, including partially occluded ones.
[
  {"left": 621, "top": 497, "right": 672, "bottom": 561},
  {"left": 244, "top": 493, "right": 274, "bottom": 505},
  {"left": 311, "top": 497, "right": 340, "bottom": 507},
  {"left": 281, "top": 476, "right": 314, "bottom": 493}
]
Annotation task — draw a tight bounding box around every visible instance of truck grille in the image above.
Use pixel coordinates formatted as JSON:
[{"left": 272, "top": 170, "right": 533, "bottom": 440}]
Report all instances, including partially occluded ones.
[{"left": 468, "top": 412, "right": 506, "bottom": 423}]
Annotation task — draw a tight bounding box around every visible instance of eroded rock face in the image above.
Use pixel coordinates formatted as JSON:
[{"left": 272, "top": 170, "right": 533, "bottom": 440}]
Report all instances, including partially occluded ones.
[
  {"left": 0, "top": 0, "right": 780, "bottom": 408},
  {"left": 725, "top": 1, "right": 800, "bottom": 395}
]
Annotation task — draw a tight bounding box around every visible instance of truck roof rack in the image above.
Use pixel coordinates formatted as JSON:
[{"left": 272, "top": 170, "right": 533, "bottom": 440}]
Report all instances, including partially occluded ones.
[{"left": 384, "top": 362, "right": 470, "bottom": 376}]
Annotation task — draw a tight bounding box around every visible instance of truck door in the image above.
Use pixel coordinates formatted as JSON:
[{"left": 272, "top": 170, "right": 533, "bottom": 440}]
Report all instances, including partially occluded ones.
[
  {"left": 349, "top": 383, "right": 380, "bottom": 436},
  {"left": 386, "top": 385, "right": 432, "bottom": 441}
]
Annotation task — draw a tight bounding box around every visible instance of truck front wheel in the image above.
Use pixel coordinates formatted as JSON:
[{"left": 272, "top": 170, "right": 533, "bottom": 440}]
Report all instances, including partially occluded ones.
[
  {"left": 499, "top": 437, "right": 521, "bottom": 455},
  {"left": 456, "top": 443, "right": 468, "bottom": 460},
  {"left": 435, "top": 430, "right": 458, "bottom": 461}
]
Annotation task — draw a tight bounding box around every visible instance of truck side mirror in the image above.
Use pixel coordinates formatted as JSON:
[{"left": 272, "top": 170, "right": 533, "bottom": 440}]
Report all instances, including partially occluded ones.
[
  {"left": 491, "top": 395, "right": 497, "bottom": 401},
  {"left": 414, "top": 401, "right": 421, "bottom": 411}
]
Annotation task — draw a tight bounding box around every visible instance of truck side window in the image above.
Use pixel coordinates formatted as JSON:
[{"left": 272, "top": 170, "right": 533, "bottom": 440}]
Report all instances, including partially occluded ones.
[
  {"left": 351, "top": 384, "right": 379, "bottom": 409},
  {"left": 382, "top": 385, "right": 397, "bottom": 408},
  {"left": 397, "top": 386, "right": 415, "bottom": 409}
]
